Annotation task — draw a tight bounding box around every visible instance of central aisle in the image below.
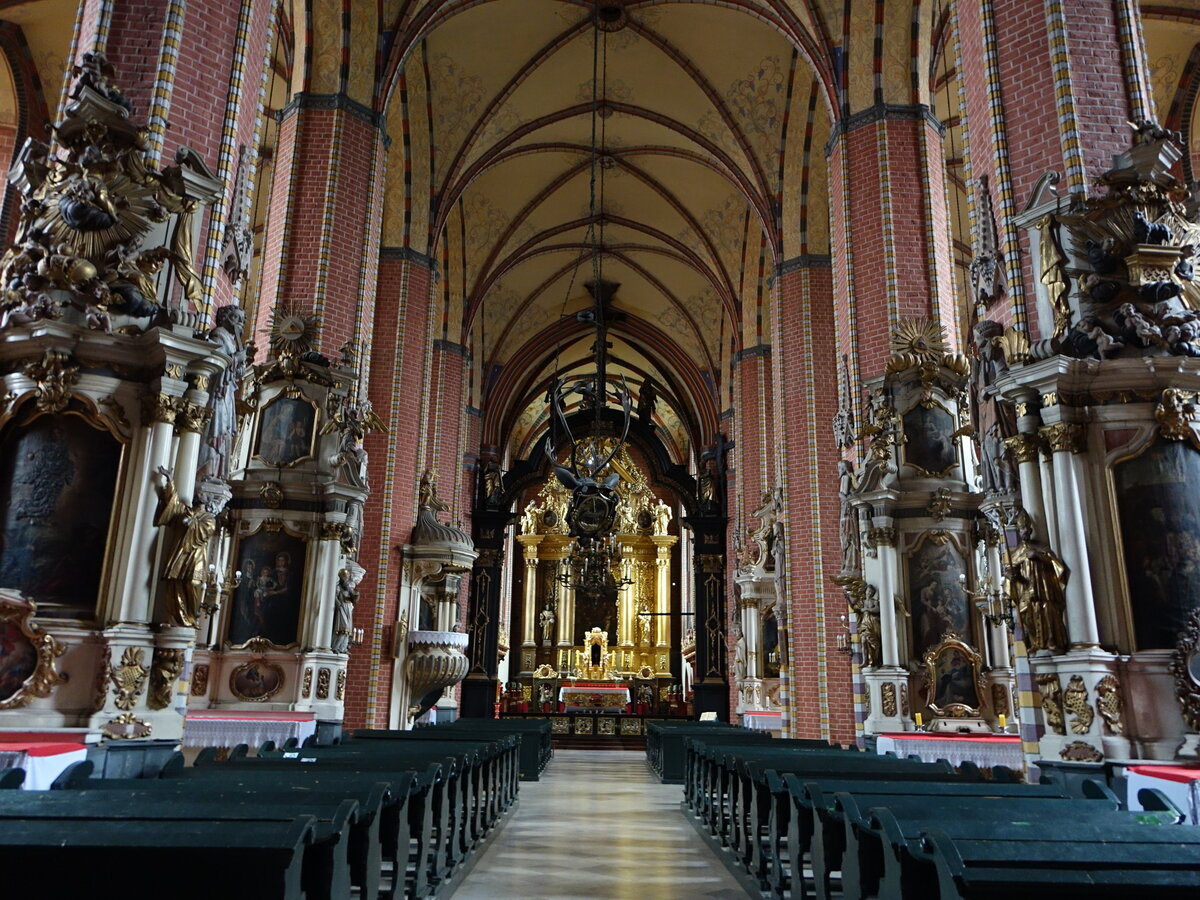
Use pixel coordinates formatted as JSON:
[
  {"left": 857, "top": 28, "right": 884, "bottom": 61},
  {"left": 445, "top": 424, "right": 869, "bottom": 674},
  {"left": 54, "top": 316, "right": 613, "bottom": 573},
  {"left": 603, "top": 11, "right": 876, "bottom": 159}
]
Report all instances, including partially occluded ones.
[{"left": 450, "top": 749, "right": 752, "bottom": 900}]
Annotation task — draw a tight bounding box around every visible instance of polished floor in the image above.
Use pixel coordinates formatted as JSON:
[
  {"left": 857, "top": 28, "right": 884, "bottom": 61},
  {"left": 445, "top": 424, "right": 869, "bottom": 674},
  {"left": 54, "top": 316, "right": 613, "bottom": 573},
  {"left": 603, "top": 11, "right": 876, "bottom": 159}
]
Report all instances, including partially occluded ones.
[{"left": 450, "top": 749, "right": 752, "bottom": 900}]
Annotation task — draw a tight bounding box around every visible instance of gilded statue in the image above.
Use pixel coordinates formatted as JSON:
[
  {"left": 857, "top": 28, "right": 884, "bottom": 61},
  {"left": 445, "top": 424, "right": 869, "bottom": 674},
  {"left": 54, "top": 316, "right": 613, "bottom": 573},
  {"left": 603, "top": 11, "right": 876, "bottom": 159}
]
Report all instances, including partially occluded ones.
[
  {"left": 154, "top": 467, "right": 228, "bottom": 627},
  {"left": 1006, "top": 512, "right": 1070, "bottom": 653}
]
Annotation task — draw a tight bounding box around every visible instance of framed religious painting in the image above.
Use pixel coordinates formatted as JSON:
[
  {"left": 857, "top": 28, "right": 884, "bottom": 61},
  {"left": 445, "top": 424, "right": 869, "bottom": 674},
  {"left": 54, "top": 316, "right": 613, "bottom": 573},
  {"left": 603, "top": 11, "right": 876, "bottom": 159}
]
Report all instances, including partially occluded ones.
[
  {"left": 226, "top": 526, "right": 307, "bottom": 648},
  {"left": 901, "top": 400, "right": 959, "bottom": 477},
  {"left": 923, "top": 635, "right": 984, "bottom": 718},
  {"left": 0, "top": 412, "right": 123, "bottom": 620},
  {"left": 906, "top": 534, "right": 971, "bottom": 659},
  {"left": 254, "top": 393, "right": 318, "bottom": 467},
  {"left": 0, "top": 593, "right": 65, "bottom": 709},
  {"left": 1113, "top": 438, "right": 1200, "bottom": 650},
  {"left": 228, "top": 657, "right": 285, "bottom": 702}
]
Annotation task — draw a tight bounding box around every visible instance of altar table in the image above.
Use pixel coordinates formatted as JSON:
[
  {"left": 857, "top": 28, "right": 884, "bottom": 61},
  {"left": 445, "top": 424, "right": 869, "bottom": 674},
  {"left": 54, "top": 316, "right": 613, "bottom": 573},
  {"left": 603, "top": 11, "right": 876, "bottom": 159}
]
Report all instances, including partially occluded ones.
[
  {"left": 0, "top": 740, "right": 88, "bottom": 790},
  {"left": 743, "top": 710, "right": 782, "bottom": 731},
  {"left": 1126, "top": 765, "right": 1200, "bottom": 824},
  {"left": 876, "top": 732, "right": 1023, "bottom": 770},
  {"left": 559, "top": 683, "right": 630, "bottom": 712},
  {"left": 182, "top": 710, "right": 316, "bottom": 749}
]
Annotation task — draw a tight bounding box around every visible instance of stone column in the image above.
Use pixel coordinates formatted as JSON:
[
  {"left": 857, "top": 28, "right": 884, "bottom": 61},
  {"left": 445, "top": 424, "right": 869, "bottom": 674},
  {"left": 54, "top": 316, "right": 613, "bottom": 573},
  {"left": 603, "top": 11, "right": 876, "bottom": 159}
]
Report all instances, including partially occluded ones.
[
  {"left": 685, "top": 513, "right": 729, "bottom": 720},
  {"left": 871, "top": 523, "right": 901, "bottom": 667},
  {"left": 653, "top": 536, "right": 676, "bottom": 647},
  {"left": 1039, "top": 421, "right": 1099, "bottom": 648},
  {"left": 460, "top": 511, "right": 508, "bottom": 717},
  {"left": 516, "top": 535, "right": 541, "bottom": 649}
]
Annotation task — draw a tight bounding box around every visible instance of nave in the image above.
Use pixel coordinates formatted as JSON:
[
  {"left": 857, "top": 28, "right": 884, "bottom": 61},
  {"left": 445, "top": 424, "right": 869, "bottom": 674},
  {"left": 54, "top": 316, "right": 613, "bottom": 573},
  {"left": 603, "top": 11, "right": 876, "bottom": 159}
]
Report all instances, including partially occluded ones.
[{"left": 451, "top": 750, "right": 749, "bottom": 900}]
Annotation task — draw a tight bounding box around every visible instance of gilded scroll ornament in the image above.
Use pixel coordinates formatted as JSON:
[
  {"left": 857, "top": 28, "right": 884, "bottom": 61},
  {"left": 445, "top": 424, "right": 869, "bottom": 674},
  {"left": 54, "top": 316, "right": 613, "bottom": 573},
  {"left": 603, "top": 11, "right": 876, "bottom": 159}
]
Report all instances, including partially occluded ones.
[
  {"left": 991, "top": 683, "right": 1010, "bottom": 718},
  {"left": 102, "top": 712, "right": 152, "bottom": 740},
  {"left": 190, "top": 664, "right": 209, "bottom": 697},
  {"left": 24, "top": 349, "right": 79, "bottom": 413},
  {"left": 0, "top": 595, "right": 67, "bottom": 709},
  {"left": 1037, "top": 672, "right": 1066, "bottom": 734},
  {"left": 147, "top": 648, "right": 186, "bottom": 710},
  {"left": 110, "top": 647, "right": 147, "bottom": 711},
  {"left": 1095, "top": 674, "right": 1125, "bottom": 736},
  {"left": 336, "top": 669, "right": 346, "bottom": 701},
  {"left": 302, "top": 667, "right": 313, "bottom": 698},
  {"left": 1170, "top": 607, "right": 1200, "bottom": 732},
  {"left": 316, "top": 667, "right": 331, "bottom": 700},
  {"left": 1059, "top": 740, "right": 1103, "bottom": 763},
  {"left": 1155, "top": 388, "right": 1200, "bottom": 444},
  {"left": 882, "top": 682, "right": 898, "bottom": 717},
  {"left": 1063, "top": 674, "right": 1095, "bottom": 734}
]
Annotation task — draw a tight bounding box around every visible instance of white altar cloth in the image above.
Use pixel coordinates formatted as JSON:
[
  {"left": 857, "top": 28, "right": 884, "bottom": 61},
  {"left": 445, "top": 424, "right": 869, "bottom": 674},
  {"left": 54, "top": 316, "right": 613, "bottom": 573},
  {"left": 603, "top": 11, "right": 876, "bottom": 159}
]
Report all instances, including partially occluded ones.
[
  {"left": 875, "top": 732, "right": 1023, "bottom": 769},
  {"left": 183, "top": 710, "right": 316, "bottom": 749}
]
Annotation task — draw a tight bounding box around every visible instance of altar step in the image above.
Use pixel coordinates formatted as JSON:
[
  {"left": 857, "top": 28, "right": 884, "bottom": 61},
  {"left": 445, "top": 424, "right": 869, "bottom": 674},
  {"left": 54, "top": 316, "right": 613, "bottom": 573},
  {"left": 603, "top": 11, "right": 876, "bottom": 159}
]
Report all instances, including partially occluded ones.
[{"left": 552, "top": 733, "right": 647, "bottom": 751}]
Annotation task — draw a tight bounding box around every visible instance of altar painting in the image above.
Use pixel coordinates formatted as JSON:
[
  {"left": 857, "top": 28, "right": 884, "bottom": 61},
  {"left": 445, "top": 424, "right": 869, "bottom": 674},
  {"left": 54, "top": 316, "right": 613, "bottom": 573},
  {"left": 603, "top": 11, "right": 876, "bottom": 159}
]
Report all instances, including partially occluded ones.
[
  {"left": 255, "top": 396, "right": 316, "bottom": 466},
  {"left": 0, "top": 415, "right": 121, "bottom": 618},
  {"left": 907, "top": 539, "right": 970, "bottom": 658},
  {"left": 1114, "top": 439, "right": 1200, "bottom": 649},
  {"left": 902, "top": 403, "right": 957, "bottom": 476},
  {"left": 227, "top": 531, "right": 306, "bottom": 647}
]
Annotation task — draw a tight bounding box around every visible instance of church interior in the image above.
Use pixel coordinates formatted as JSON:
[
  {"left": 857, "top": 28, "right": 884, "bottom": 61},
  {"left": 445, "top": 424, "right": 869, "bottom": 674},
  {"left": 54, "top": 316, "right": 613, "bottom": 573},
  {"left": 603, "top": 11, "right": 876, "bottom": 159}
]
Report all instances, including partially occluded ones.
[{"left": 3, "top": 0, "right": 1200, "bottom": 895}]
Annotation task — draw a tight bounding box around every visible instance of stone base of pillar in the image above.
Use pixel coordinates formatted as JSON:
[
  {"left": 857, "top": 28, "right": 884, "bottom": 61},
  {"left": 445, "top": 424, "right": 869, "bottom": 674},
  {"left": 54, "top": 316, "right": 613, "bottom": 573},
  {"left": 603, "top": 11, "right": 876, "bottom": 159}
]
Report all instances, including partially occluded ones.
[
  {"left": 1030, "top": 648, "right": 1130, "bottom": 765},
  {"left": 862, "top": 667, "right": 912, "bottom": 734},
  {"left": 737, "top": 678, "right": 764, "bottom": 713},
  {"left": 1124, "top": 649, "right": 1185, "bottom": 761},
  {"left": 459, "top": 674, "right": 497, "bottom": 718}
]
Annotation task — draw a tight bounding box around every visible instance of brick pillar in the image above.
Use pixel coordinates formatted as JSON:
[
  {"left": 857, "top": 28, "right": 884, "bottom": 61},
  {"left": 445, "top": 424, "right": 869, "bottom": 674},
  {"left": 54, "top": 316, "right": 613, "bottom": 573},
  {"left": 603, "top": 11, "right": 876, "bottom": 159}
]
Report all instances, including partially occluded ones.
[
  {"left": 256, "top": 95, "right": 386, "bottom": 354},
  {"left": 955, "top": 0, "right": 1140, "bottom": 336},
  {"left": 346, "top": 249, "right": 435, "bottom": 729},
  {"left": 773, "top": 260, "right": 854, "bottom": 744},
  {"left": 79, "top": 0, "right": 274, "bottom": 315},
  {"left": 828, "top": 108, "right": 957, "bottom": 379}
]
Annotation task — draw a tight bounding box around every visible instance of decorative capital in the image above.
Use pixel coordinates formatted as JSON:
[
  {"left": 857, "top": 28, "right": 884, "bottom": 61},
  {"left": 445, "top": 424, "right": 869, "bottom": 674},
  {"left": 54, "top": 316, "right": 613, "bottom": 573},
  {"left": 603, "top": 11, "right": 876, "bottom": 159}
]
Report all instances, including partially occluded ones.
[
  {"left": 1003, "top": 432, "right": 1042, "bottom": 464},
  {"left": 866, "top": 526, "right": 897, "bottom": 548},
  {"left": 141, "top": 392, "right": 182, "bottom": 425},
  {"left": 699, "top": 553, "right": 724, "bottom": 574},
  {"left": 175, "top": 401, "right": 212, "bottom": 434},
  {"left": 1039, "top": 422, "right": 1087, "bottom": 454}
]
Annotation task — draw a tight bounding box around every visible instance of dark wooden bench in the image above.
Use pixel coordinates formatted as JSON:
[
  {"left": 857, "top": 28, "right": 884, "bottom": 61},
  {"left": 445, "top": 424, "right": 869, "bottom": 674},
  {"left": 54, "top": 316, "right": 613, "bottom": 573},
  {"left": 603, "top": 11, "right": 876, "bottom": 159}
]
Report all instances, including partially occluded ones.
[
  {"left": 836, "top": 788, "right": 1123, "bottom": 900},
  {"left": 913, "top": 819, "right": 1200, "bottom": 899},
  {"left": 63, "top": 767, "right": 411, "bottom": 899},
  {"left": 0, "top": 768, "right": 24, "bottom": 789},
  {"left": 0, "top": 815, "right": 317, "bottom": 899},
  {"left": 646, "top": 721, "right": 773, "bottom": 783},
  {"left": 409, "top": 718, "right": 553, "bottom": 779},
  {"left": 0, "top": 791, "right": 359, "bottom": 900}
]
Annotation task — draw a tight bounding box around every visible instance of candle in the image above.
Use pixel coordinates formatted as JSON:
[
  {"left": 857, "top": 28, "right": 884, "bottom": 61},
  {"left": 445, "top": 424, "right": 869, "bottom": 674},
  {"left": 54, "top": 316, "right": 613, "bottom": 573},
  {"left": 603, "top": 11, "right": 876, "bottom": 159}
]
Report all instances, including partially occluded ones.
[
  {"left": 999, "top": 714, "right": 1007, "bottom": 729},
  {"left": 914, "top": 712, "right": 923, "bottom": 727}
]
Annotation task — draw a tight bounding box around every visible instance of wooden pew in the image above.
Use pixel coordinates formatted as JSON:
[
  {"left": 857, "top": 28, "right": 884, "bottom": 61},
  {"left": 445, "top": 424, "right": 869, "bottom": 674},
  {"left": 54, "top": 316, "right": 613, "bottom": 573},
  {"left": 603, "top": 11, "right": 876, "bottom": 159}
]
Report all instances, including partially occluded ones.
[
  {"left": 0, "top": 815, "right": 318, "bottom": 899},
  {"left": 646, "top": 721, "right": 772, "bottom": 783},
  {"left": 0, "top": 791, "right": 359, "bottom": 900},
  {"left": 0, "top": 768, "right": 24, "bottom": 789},
  {"left": 409, "top": 718, "right": 554, "bottom": 780},
  {"left": 832, "top": 788, "right": 1116, "bottom": 900},
  {"left": 913, "top": 819, "right": 1200, "bottom": 899}
]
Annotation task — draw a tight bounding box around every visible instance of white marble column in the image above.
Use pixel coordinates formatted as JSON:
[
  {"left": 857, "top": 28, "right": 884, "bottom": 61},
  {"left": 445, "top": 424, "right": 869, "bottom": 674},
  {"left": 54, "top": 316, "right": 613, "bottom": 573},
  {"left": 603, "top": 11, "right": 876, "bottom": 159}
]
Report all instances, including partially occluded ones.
[
  {"left": 1041, "top": 421, "right": 1100, "bottom": 647},
  {"left": 872, "top": 523, "right": 901, "bottom": 666}
]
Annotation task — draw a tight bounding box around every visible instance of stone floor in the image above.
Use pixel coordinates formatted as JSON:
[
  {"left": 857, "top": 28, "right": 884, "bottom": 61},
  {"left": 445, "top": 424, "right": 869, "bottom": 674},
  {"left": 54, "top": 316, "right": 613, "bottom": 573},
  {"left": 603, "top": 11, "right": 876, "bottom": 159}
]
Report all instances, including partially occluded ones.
[{"left": 449, "top": 749, "right": 752, "bottom": 900}]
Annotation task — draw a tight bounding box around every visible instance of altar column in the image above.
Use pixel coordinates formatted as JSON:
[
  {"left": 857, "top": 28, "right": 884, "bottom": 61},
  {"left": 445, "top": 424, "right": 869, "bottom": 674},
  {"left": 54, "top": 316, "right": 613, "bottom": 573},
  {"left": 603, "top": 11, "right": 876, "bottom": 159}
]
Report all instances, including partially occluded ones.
[
  {"left": 1039, "top": 420, "right": 1100, "bottom": 648},
  {"left": 871, "top": 523, "right": 901, "bottom": 667},
  {"left": 516, "top": 535, "right": 542, "bottom": 652},
  {"left": 653, "top": 536, "right": 676, "bottom": 648},
  {"left": 618, "top": 544, "right": 636, "bottom": 661}
]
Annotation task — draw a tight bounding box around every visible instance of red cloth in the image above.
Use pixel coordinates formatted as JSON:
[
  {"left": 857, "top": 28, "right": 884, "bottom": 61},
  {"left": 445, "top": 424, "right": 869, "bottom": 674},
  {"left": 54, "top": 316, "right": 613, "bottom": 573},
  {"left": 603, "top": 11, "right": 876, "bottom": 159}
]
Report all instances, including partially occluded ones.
[
  {"left": 878, "top": 732, "right": 1019, "bottom": 743},
  {"left": 1128, "top": 765, "right": 1200, "bottom": 783},
  {"left": 0, "top": 741, "right": 86, "bottom": 757}
]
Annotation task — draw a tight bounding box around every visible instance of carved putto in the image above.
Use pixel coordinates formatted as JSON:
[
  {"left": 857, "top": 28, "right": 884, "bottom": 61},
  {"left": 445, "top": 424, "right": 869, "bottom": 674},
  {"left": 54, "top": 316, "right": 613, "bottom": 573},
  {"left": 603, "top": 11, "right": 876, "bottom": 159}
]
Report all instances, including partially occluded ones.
[{"left": 0, "top": 53, "right": 214, "bottom": 332}]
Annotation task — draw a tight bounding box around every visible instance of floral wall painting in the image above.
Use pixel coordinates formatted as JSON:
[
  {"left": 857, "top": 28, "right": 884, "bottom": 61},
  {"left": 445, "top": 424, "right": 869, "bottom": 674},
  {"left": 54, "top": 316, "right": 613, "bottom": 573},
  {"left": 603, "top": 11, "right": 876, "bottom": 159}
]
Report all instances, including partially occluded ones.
[
  {"left": 226, "top": 530, "right": 306, "bottom": 648},
  {"left": 902, "top": 403, "right": 958, "bottom": 476},
  {"left": 1115, "top": 439, "right": 1200, "bottom": 650},
  {"left": 255, "top": 396, "right": 316, "bottom": 467},
  {"left": 0, "top": 414, "right": 122, "bottom": 618}
]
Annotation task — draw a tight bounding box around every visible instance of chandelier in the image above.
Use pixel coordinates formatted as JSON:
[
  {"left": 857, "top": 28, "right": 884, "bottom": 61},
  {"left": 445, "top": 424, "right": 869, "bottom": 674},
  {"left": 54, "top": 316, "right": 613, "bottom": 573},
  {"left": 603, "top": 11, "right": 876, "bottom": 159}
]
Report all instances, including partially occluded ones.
[{"left": 544, "top": 2, "right": 633, "bottom": 598}]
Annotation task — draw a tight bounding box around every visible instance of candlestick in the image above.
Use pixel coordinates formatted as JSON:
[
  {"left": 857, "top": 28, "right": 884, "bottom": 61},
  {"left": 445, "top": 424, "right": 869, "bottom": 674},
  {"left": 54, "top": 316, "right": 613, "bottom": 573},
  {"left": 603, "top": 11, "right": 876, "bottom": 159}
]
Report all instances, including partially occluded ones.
[
  {"left": 998, "top": 713, "right": 1006, "bottom": 730},
  {"left": 914, "top": 712, "right": 923, "bottom": 727}
]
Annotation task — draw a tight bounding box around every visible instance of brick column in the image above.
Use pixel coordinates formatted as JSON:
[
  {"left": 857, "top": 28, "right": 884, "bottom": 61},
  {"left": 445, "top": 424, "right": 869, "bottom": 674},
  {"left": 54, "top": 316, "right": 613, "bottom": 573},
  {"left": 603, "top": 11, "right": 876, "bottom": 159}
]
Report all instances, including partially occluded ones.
[
  {"left": 78, "top": 0, "right": 275, "bottom": 315},
  {"left": 955, "top": 0, "right": 1139, "bottom": 336},
  {"left": 773, "top": 260, "right": 854, "bottom": 744},
  {"left": 346, "top": 249, "right": 435, "bottom": 729},
  {"left": 256, "top": 95, "right": 386, "bottom": 354}
]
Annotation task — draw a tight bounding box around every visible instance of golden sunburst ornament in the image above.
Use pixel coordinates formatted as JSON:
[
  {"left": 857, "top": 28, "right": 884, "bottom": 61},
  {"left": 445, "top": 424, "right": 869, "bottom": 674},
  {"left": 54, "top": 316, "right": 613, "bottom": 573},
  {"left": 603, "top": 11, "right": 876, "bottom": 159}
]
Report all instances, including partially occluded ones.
[
  {"left": 269, "top": 307, "right": 320, "bottom": 357},
  {"left": 889, "top": 317, "right": 947, "bottom": 358}
]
